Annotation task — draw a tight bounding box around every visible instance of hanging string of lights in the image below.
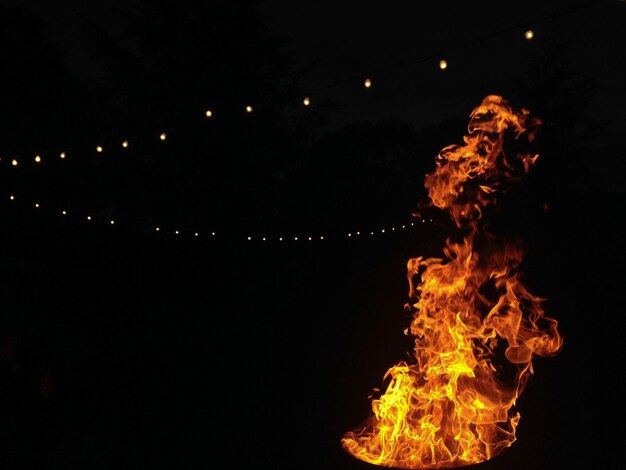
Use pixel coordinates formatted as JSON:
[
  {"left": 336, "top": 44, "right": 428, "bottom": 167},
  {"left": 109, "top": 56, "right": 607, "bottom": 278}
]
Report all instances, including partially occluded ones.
[
  {"left": 0, "top": 0, "right": 610, "bottom": 168},
  {"left": 1, "top": 191, "right": 435, "bottom": 242}
]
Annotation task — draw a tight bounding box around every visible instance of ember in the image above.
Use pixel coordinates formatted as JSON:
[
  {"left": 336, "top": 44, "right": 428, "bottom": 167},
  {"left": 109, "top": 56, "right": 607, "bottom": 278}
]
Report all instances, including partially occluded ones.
[{"left": 341, "top": 95, "right": 563, "bottom": 468}]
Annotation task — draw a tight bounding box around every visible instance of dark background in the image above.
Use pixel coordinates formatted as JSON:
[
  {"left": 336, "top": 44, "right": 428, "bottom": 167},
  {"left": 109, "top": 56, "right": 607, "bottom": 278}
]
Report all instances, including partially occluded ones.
[{"left": 0, "top": 1, "right": 624, "bottom": 469}]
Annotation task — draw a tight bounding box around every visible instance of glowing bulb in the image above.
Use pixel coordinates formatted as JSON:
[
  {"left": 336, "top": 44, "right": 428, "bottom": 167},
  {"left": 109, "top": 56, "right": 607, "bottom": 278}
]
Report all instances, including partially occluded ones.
[
  {"left": 525, "top": 29, "right": 534, "bottom": 40},
  {"left": 9, "top": 195, "right": 14, "bottom": 200},
  {"left": 160, "top": 133, "right": 167, "bottom": 141},
  {"left": 370, "top": 231, "right": 374, "bottom": 235},
  {"left": 35, "top": 155, "right": 41, "bottom": 163},
  {"left": 175, "top": 230, "right": 179, "bottom": 234},
  {"left": 279, "top": 237, "right": 283, "bottom": 241},
  {"left": 303, "top": 97, "right": 311, "bottom": 106},
  {"left": 439, "top": 59, "right": 448, "bottom": 70},
  {"left": 11, "top": 159, "right": 18, "bottom": 166},
  {"left": 246, "top": 105, "right": 253, "bottom": 113},
  {"left": 62, "top": 210, "right": 67, "bottom": 215},
  {"left": 87, "top": 216, "right": 91, "bottom": 220},
  {"left": 35, "top": 203, "right": 39, "bottom": 208},
  {"left": 364, "top": 78, "right": 372, "bottom": 88},
  {"left": 211, "top": 232, "right": 216, "bottom": 236},
  {"left": 262, "top": 237, "right": 266, "bottom": 241},
  {"left": 294, "top": 236, "right": 298, "bottom": 241},
  {"left": 356, "top": 231, "right": 360, "bottom": 235},
  {"left": 308, "top": 236, "right": 312, "bottom": 241},
  {"left": 96, "top": 146, "right": 103, "bottom": 153},
  {"left": 156, "top": 227, "right": 160, "bottom": 232},
  {"left": 122, "top": 140, "right": 129, "bottom": 148},
  {"left": 194, "top": 232, "right": 198, "bottom": 237},
  {"left": 110, "top": 220, "right": 115, "bottom": 225},
  {"left": 60, "top": 152, "right": 66, "bottom": 159},
  {"left": 348, "top": 233, "right": 352, "bottom": 237},
  {"left": 320, "top": 236, "right": 324, "bottom": 240},
  {"left": 247, "top": 236, "right": 252, "bottom": 240},
  {"left": 205, "top": 109, "right": 213, "bottom": 118}
]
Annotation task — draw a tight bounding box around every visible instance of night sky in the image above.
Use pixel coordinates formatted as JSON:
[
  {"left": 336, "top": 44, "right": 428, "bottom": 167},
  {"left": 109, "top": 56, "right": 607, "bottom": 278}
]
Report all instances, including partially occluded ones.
[{"left": 0, "top": 1, "right": 624, "bottom": 469}]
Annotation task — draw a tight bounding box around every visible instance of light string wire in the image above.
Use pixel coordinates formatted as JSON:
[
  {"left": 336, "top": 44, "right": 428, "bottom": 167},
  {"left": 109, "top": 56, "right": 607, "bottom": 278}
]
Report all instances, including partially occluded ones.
[
  {"left": 1, "top": 0, "right": 611, "bottom": 166},
  {"left": 0, "top": 191, "right": 435, "bottom": 241}
]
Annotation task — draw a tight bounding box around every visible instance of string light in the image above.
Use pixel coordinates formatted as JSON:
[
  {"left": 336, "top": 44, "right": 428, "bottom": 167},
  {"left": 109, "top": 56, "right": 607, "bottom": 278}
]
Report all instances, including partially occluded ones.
[
  {"left": 0, "top": 3, "right": 606, "bottom": 169},
  {"left": 0, "top": 189, "right": 442, "bottom": 242},
  {"left": 35, "top": 155, "right": 42, "bottom": 163},
  {"left": 159, "top": 133, "right": 167, "bottom": 141}
]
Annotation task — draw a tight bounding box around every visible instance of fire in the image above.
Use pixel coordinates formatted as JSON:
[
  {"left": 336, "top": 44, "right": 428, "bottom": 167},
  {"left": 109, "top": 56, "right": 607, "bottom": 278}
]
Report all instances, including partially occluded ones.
[{"left": 341, "top": 95, "right": 563, "bottom": 468}]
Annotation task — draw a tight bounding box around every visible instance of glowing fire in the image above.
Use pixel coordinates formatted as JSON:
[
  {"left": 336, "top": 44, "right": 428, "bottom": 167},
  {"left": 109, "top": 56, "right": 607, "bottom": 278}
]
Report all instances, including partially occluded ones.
[{"left": 341, "top": 95, "right": 563, "bottom": 468}]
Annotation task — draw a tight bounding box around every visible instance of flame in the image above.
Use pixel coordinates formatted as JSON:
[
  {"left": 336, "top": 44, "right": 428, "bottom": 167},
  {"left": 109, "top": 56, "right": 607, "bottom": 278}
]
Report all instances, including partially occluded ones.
[{"left": 341, "top": 95, "right": 563, "bottom": 468}]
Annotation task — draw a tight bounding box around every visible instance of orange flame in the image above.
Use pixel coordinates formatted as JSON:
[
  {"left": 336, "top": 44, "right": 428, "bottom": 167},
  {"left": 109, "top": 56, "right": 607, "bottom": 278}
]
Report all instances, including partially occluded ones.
[{"left": 341, "top": 95, "right": 563, "bottom": 468}]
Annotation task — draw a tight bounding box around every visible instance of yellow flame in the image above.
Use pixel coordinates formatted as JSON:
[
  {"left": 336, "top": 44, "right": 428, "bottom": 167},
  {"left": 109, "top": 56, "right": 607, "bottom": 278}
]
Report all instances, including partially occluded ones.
[{"left": 341, "top": 95, "right": 562, "bottom": 468}]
